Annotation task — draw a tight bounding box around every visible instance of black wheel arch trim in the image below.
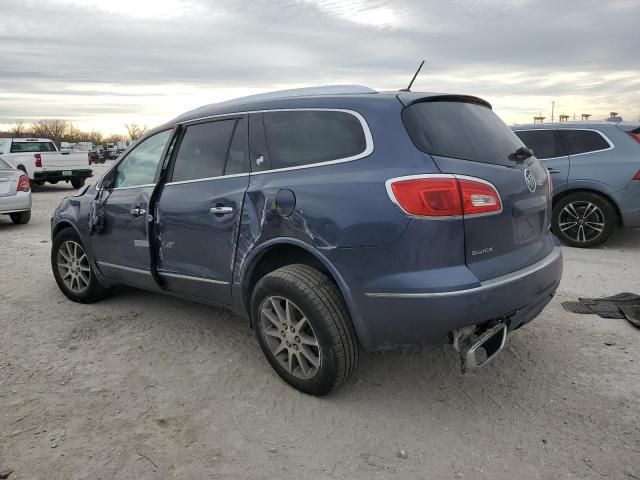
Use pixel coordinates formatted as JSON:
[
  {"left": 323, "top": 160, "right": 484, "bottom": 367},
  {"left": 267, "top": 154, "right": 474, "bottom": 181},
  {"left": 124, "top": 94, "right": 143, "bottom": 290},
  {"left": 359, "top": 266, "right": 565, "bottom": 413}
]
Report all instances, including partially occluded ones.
[
  {"left": 237, "top": 237, "right": 363, "bottom": 343},
  {"left": 51, "top": 219, "right": 114, "bottom": 287}
]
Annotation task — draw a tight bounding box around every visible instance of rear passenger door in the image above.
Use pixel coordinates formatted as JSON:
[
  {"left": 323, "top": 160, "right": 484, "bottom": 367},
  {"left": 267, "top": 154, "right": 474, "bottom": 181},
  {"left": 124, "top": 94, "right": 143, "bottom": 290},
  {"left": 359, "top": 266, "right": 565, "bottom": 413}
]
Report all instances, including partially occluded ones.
[
  {"left": 514, "top": 129, "right": 569, "bottom": 194},
  {"left": 155, "top": 116, "right": 249, "bottom": 304},
  {"left": 558, "top": 129, "right": 615, "bottom": 187}
]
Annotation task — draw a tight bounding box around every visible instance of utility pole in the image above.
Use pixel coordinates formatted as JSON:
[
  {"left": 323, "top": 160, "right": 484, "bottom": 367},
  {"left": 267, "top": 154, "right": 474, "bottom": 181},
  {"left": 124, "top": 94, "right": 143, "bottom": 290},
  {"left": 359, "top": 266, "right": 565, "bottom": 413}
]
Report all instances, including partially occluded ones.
[{"left": 551, "top": 101, "right": 555, "bottom": 123}]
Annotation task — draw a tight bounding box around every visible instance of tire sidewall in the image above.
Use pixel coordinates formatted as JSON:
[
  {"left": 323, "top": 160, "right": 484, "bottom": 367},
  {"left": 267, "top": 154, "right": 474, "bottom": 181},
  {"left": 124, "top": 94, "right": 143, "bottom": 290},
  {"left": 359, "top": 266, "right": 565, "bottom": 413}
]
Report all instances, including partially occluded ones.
[
  {"left": 51, "top": 228, "right": 104, "bottom": 303},
  {"left": 251, "top": 274, "right": 339, "bottom": 395},
  {"left": 552, "top": 192, "right": 616, "bottom": 248}
]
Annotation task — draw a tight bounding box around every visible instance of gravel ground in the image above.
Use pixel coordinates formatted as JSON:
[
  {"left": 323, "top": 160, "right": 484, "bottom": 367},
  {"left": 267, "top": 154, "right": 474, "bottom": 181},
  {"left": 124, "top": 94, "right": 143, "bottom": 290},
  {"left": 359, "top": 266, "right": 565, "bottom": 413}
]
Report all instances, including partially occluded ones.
[{"left": 1, "top": 163, "right": 639, "bottom": 479}]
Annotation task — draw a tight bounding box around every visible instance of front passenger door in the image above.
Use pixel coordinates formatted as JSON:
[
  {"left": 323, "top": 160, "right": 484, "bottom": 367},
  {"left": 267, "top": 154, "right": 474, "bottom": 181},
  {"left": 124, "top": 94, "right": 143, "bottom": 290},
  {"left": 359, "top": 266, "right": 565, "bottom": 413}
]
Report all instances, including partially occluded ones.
[
  {"left": 91, "top": 129, "right": 174, "bottom": 289},
  {"left": 514, "top": 129, "right": 569, "bottom": 194}
]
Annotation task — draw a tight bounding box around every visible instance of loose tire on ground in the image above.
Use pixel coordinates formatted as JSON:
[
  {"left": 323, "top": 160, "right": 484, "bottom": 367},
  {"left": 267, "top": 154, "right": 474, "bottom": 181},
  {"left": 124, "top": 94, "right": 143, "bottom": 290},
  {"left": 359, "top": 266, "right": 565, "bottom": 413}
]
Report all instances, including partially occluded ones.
[
  {"left": 552, "top": 191, "right": 617, "bottom": 248},
  {"left": 51, "top": 227, "right": 110, "bottom": 303},
  {"left": 9, "top": 210, "right": 31, "bottom": 224},
  {"left": 251, "top": 264, "right": 359, "bottom": 396}
]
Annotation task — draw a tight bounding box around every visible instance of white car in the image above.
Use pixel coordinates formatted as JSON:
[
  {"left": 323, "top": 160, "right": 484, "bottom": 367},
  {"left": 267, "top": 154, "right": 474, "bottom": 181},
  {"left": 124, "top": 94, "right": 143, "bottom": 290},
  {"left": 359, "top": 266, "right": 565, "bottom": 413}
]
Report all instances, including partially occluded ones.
[
  {"left": 0, "top": 137, "right": 92, "bottom": 189},
  {"left": 0, "top": 157, "right": 31, "bottom": 224}
]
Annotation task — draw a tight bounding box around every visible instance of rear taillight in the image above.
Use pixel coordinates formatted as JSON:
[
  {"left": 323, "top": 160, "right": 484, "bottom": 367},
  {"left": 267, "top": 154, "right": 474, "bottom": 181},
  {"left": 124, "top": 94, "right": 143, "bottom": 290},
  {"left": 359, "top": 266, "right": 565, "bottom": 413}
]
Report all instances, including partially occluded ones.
[
  {"left": 34, "top": 153, "right": 42, "bottom": 168},
  {"left": 633, "top": 170, "right": 640, "bottom": 181},
  {"left": 17, "top": 174, "right": 30, "bottom": 193},
  {"left": 626, "top": 131, "right": 640, "bottom": 144},
  {"left": 386, "top": 175, "right": 502, "bottom": 218},
  {"left": 88, "top": 153, "right": 92, "bottom": 166}
]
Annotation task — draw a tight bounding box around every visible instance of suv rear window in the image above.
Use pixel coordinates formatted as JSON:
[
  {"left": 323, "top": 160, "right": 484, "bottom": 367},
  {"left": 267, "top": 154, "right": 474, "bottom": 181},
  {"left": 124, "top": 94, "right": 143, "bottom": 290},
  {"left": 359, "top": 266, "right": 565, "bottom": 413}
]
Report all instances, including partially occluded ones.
[
  {"left": 402, "top": 101, "right": 523, "bottom": 166},
  {"left": 514, "top": 130, "right": 566, "bottom": 160},
  {"left": 263, "top": 110, "right": 367, "bottom": 169},
  {"left": 10, "top": 141, "right": 56, "bottom": 153},
  {"left": 559, "top": 130, "right": 610, "bottom": 155}
]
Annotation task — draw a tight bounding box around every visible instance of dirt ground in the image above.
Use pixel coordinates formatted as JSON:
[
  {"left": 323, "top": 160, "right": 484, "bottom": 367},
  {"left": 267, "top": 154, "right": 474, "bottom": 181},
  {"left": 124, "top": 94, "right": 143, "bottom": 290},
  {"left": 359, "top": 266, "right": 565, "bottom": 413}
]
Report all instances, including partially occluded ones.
[{"left": 1, "top": 163, "right": 638, "bottom": 480}]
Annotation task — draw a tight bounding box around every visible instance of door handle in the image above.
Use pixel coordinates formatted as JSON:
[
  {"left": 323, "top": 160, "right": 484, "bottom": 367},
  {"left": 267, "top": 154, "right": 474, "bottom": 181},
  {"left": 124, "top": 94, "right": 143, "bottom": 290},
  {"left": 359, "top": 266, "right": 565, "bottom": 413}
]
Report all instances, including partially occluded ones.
[
  {"left": 130, "top": 207, "right": 146, "bottom": 217},
  {"left": 210, "top": 206, "right": 234, "bottom": 215},
  {"left": 547, "top": 168, "right": 561, "bottom": 174}
]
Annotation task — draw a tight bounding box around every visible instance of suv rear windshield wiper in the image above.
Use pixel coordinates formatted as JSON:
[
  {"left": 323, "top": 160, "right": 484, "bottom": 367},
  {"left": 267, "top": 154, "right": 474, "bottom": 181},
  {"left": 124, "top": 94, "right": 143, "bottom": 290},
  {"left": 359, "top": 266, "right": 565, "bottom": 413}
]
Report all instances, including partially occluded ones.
[{"left": 509, "top": 146, "right": 533, "bottom": 162}]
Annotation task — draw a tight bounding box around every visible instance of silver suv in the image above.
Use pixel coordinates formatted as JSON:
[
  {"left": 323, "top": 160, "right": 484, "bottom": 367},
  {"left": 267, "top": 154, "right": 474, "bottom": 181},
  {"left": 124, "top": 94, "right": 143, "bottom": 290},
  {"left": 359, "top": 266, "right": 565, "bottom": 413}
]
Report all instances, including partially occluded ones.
[{"left": 513, "top": 122, "right": 640, "bottom": 247}]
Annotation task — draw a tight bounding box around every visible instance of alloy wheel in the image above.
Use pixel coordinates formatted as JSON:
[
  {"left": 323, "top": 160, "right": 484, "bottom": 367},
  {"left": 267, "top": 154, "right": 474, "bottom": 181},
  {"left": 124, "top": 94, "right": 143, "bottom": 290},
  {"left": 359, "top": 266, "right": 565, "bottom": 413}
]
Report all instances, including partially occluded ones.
[
  {"left": 259, "top": 296, "right": 321, "bottom": 380},
  {"left": 56, "top": 240, "right": 91, "bottom": 293},
  {"left": 558, "top": 201, "right": 605, "bottom": 244}
]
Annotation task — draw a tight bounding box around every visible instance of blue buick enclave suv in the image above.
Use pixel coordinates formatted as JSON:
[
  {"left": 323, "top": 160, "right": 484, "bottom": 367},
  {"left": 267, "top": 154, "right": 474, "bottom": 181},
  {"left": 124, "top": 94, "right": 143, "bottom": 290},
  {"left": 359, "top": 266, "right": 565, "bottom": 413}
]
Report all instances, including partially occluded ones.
[{"left": 51, "top": 85, "right": 563, "bottom": 395}]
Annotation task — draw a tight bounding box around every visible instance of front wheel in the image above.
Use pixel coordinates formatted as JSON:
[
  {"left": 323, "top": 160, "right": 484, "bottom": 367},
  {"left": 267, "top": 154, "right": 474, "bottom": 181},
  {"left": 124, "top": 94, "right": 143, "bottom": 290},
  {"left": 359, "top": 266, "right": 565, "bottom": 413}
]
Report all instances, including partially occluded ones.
[
  {"left": 71, "top": 178, "right": 85, "bottom": 189},
  {"left": 552, "top": 192, "right": 616, "bottom": 247},
  {"left": 51, "top": 228, "right": 110, "bottom": 303}
]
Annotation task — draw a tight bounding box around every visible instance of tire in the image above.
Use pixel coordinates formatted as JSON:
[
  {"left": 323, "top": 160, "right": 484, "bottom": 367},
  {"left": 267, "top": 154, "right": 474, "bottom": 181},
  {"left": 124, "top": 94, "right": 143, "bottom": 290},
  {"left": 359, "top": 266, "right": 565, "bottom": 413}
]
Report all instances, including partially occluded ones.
[
  {"left": 9, "top": 210, "right": 31, "bottom": 224},
  {"left": 251, "top": 264, "right": 359, "bottom": 396},
  {"left": 552, "top": 192, "right": 616, "bottom": 248},
  {"left": 71, "top": 178, "right": 85, "bottom": 189},
  {"left": 51, "top": 228, "right": 110, "bottom": 303}
]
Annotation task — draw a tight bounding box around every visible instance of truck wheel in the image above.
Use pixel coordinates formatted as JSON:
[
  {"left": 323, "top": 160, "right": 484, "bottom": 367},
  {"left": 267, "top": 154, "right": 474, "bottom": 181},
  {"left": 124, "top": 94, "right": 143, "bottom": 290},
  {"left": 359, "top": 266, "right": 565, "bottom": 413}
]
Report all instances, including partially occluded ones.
[
  {"left": 10, "top": 210, "right": 31, "bottom": 224},
  {"left": 251, "top": 264, "right": 359, "bottom": 396},
  {"left": 552, "top": 192, "right": 616, "bottom": 248},
  {"left": 51, "top": 228, "right": 110, "bottom": 303},
  {"left": 71, "top": 179, "right": 85, "bottom": 189}
]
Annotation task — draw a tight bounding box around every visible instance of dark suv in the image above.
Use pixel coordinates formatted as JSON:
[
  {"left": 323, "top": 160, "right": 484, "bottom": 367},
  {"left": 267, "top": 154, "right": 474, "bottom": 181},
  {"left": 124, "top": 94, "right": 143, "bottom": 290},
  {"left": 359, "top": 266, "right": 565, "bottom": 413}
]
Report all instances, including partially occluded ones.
[{"left": 51, "top": 86, "right": 563, "bottom": 395}]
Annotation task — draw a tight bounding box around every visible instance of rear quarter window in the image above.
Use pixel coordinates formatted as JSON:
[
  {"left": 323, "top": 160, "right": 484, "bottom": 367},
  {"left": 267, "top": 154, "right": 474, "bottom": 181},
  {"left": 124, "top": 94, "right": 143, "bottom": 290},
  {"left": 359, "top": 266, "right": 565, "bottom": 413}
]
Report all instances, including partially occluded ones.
[
  {"left": 402, "top": 101, "right": 523, "bottom": 166},
  {"left": 559, "top": 130, "right": 611, "bottom": 155},
  {"left": 263, "top": 110, "right": 367, "bottom": 169}
]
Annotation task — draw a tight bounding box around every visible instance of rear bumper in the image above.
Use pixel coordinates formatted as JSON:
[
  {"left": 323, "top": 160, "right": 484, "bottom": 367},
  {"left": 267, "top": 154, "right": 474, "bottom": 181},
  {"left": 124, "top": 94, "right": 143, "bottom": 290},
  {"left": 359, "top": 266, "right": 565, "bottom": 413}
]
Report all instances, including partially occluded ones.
[
  {"left": 33, "top": 169, "right": 92, "bottom": 183},
  {"left": 0, "top": 191, "right": 31, "bottom": 214},
  {"left": 352, "top": 243, "right": 563, "bottom": 350}
]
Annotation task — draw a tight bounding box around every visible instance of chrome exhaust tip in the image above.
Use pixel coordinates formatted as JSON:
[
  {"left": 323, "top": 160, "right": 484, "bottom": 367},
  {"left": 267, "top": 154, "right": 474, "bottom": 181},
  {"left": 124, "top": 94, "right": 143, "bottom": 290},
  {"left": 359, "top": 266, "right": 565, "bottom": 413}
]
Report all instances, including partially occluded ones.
[
  {"left": 453, "top": 323, "right": 508, "bottom": 374},
  {"left": 465, "top": 323, "right": 507, "bottom": 370}
]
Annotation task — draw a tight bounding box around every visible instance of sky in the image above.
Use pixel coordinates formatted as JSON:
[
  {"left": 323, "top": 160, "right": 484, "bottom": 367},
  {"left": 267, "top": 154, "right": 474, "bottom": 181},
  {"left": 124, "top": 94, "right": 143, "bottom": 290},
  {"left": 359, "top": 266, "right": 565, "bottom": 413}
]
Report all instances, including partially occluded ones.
[{"left": 0, "top": 0, "right": 638, "bottom": 136}]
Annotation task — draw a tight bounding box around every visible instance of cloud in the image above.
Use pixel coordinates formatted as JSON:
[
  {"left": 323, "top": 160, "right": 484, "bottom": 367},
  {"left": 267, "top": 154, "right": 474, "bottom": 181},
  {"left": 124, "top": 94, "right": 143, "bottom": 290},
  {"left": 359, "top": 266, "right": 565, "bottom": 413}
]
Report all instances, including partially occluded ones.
[{"left": 0, "top": 0, "right": 638, "bottom": 133}]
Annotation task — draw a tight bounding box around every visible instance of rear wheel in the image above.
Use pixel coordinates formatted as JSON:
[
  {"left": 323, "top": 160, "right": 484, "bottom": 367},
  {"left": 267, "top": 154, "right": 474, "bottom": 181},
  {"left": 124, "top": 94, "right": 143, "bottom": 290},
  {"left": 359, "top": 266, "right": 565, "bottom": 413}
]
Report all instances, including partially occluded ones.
[
  {"left": 51, "top": 228, "right": 110, "bottom": 303},
  {"left": 552, "top": 192, "right": 616, "bottom": 247},
  {"left": 9, "top": 210, "right": 30, "bottom": 224},
  {"left": 251, "top": 264, "right": 359, "bottom": 396},
  {"left": 71, "top": 178, "right": 85, "bottom": 189}
]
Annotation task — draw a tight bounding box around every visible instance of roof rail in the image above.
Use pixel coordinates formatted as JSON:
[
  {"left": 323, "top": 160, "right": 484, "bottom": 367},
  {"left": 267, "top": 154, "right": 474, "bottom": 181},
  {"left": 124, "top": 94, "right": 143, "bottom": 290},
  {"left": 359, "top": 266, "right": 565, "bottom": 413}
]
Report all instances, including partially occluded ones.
[{"left": 213, "top": 85, "right": 376, "bottom": 107}]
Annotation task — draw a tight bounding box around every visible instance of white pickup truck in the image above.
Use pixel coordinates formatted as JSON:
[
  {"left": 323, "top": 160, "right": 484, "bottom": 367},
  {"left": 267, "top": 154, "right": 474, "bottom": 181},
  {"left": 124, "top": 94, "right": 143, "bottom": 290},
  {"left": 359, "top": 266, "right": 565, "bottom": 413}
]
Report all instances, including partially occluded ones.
[{"left": 0, "top": 138, "right": 93, "bottom": 189}]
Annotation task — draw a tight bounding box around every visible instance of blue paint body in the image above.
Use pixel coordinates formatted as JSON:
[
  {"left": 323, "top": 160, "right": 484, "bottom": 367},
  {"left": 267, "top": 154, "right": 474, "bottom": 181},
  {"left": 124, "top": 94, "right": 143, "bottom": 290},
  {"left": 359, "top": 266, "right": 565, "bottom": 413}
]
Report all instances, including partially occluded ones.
[{"left": 52, "top": 90, "right": 563, "bottom": 350}]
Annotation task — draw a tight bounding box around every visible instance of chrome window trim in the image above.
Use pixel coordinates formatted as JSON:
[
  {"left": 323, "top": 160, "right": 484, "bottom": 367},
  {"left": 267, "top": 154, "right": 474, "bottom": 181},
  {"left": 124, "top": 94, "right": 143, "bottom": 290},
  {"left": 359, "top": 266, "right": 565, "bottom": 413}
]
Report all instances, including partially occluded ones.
[
  {"left": 514, "top": 128, "right": 615, "bottom": 158},
  {"left": 157, "top": 270, "right": 229, "bottom": 285},
  {"left": 365, "top": 246, "right": 561, "bottom": 298},
  {"left": 384, "top": 173, "right": 503, "bottom": 220},
  {"left": 165, "top": 172, "right": 249, "bottom": 186},
  {"left": 179, "top": 108, "right": 374, "bottom": 175}
]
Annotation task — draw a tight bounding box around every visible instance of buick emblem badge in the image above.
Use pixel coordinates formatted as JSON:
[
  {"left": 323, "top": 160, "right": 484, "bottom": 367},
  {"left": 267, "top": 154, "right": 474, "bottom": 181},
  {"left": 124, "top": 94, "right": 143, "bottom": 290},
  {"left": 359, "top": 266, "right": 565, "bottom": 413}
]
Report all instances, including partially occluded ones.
[{"left": 524, "top": 169, "right": 537, "bottom": 193}]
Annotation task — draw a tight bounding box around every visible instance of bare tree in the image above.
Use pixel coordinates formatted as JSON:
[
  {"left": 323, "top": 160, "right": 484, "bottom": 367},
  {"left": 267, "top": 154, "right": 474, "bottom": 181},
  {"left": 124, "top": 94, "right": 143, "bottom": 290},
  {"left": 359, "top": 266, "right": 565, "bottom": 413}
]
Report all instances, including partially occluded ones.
[
  {"left": 86, "top": 130, "right": 104, "bottom": 145},
  {"left": 105, "top": 134, "right": 125, "bottom": 143},
  {"left": 9, "top": 120, "right": 26, "bottom": 137},
  {"left": 125, "top": 123, "right": 148, "bottom": 142},
  {"left": 31, "top": 119, "right": 70, "bottom": 146}
]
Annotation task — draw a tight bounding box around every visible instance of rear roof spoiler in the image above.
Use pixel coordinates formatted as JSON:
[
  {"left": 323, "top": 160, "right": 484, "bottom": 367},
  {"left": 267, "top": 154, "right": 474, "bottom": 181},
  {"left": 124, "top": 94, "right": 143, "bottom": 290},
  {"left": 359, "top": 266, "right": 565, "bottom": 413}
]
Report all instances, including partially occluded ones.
[{"left": 396, "top": 92, "right": 492, "bottom": 109}]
